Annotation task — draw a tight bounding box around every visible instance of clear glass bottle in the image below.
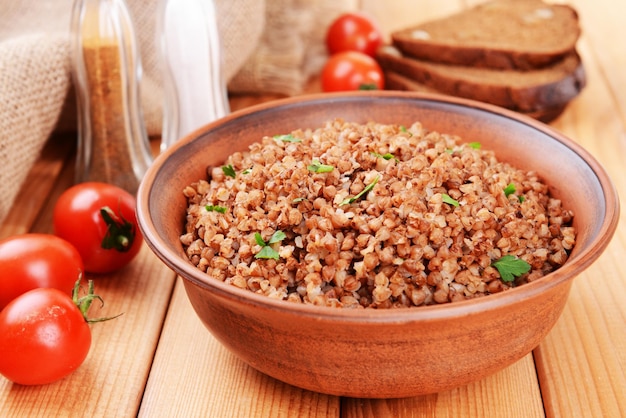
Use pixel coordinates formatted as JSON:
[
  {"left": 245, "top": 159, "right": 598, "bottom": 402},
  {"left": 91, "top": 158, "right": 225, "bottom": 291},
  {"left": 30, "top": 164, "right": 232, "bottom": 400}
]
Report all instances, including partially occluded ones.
[
  {"left": 156, "top": 0, "right": 230, "bottom": 152},
  {"left": 70, "top": 0, "right": 153, "bottom": 194}
]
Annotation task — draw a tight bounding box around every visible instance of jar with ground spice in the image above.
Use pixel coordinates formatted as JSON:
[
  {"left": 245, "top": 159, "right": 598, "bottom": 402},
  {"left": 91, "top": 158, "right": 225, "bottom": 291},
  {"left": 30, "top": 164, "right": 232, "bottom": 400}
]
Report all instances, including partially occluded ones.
[{"left": 70, "top": 0, "right": 153, "bottom": 194}]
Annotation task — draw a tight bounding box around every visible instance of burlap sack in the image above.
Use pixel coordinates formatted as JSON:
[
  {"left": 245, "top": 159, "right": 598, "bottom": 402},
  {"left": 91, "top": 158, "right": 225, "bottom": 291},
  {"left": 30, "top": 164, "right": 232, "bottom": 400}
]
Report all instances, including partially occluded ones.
[
  {"left": 0, "top": 0, "right": 264, "bottom": 224},
  {"left": 0, "top": 33, "right": 71, "bottom": 225},
  {"left": 229, "top": 0, "right": 358, "bottom": 96},
  {"left": 0, "top": 0, "right": 355, "bottom": 224}
]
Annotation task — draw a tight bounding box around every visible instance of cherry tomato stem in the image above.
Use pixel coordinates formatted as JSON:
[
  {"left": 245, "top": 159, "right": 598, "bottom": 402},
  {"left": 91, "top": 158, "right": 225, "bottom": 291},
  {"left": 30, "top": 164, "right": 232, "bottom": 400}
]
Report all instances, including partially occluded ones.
[{"left": 53, "top": 182, "right": 143, "bottom": 274}]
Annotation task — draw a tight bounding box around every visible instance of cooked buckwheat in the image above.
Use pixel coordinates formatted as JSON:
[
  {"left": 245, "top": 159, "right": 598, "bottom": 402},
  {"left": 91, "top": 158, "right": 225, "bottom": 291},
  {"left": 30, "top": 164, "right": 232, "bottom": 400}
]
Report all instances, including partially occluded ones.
[{"left": 180, "top": 119, "right": 575, "bottom": 308}]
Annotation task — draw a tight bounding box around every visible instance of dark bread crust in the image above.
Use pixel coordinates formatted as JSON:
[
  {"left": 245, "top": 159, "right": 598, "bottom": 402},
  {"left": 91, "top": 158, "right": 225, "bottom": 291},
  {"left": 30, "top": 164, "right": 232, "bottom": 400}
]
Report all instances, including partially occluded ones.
[
  {"left": 377, "top": 46, "right": 586, "bottom": 112},
  {"left": 391, "top": 0, "right": 580, "bottom": 70},
  {"left": 384, "top": 71, "right": 568, "bottom": 123}
]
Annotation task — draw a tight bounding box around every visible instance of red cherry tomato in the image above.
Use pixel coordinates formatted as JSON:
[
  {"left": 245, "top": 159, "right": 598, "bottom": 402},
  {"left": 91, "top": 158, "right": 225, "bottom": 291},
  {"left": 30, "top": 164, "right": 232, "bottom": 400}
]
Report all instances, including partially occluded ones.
[
  {"left": 326, "top": 12, "right": 383, "bottom": 57},
  {"left": 53, "top": 182, "right": 143, "bottom": 274},
  {"left": 321, "top": 51, "right": 385, "bottom": 92},
  {"left": 0, "top": 234, "right": 84, "bottom": 311},
  {"left": 0, "top": 287, "right": 91, "bottom": 385}
]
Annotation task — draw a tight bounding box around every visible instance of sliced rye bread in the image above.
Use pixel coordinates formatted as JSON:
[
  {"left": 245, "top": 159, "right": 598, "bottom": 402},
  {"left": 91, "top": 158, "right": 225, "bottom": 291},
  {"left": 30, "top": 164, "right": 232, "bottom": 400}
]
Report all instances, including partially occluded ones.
[
  {"left": 391, "top": 0, "right": 581, "bottom": 70},
  {"left": 376, "top": 45, "right": 586, "bottom": 113},
  {"left": 384, "top": 71, "right": 568, "bottom": 123}
]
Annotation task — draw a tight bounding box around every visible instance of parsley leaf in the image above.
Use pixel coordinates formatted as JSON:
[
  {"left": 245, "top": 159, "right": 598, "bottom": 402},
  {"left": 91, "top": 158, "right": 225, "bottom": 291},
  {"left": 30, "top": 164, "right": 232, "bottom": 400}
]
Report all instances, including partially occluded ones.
[
  {"left": 268, "top": 230, "right": 286, "bottom": 245},
  {"left": 447, "top": 142, "right": 482, "bottom": 154},
  {"left": 222, "top": 164, "right": 236, "bottom": 178},
  {"left": 254, "top": 232, "right": 266, "bottom": 247},
  {"left": 340, "top": 176, "right": 379, "bottom": 206},
  {"left": 205, "top": 205, "right": 227, "bottom": 213},
  {"left": 503, "top": 183, "right": 516, "bottom": 197},
  {"left": 492, "top": 255, "right": 531, "bottom": 282},
  {"left": 308, "top": 159, "right": 334, "bottom": 173},
  {"left": 442, "top": 193, "right": 459, "bottom": 207},
  {"left": 371, "top": 152, "right": 398, "bottom": 161},
  {"left": 254, "top": 230, "right": 286, "bottom": 260},
  {"left": 274, "top": 134, "right": 301, "bottom": 143},
  {"left": 256, "top": 246, "right": 280, "bottom": 260}
]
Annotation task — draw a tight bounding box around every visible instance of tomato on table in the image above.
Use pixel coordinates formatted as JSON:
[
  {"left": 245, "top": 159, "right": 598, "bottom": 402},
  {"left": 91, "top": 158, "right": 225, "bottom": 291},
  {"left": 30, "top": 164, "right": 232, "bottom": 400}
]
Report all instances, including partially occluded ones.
[
  {"left": 53, "top": 182, "right": 143, "bottom": 274},
  {"left": 0, "top": 287, "right": 90, "bottom": 385},
  {"left": 0, "top": 279, "right": 118, "bottom": 385},
  {"left": 0, "top": 234, "right": 84, "bottom": 311},
  {"left": 321, "top": 51, "right": 384, "bottom": 92},
  {"left": 326, "top": 12, "right": 383, "bottom": 57}
]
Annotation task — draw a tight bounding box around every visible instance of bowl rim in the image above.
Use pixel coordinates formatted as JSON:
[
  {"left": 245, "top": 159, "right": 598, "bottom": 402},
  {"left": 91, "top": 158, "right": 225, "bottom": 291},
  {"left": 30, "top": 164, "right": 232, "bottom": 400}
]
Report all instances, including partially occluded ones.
[{"left": 137, "top": 91, "right": 620, "bottom": 323}]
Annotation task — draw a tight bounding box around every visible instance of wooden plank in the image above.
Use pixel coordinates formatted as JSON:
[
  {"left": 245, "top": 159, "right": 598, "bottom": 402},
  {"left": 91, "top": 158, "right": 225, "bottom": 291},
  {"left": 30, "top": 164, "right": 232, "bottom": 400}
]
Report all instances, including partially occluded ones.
[
  {"left": 0, "top": 134, "right": 178, "bottom": 417},
  {"left": 138, "top": 278, "right": 341, "bottom": 418},
  {"left": 359, "top": 0, "right": 466, "bottom": 41},
  {"left": 0, "top": 245, "right": 177, "bottom": 417},
  {"left": 532, "top": 8, "right": 626, "bottom": 415},
  {"left": 566, "top": 0, "right": 626, "bottom": 126},
  {"left": 341, "top": 354, "right": 544, "bottom": 418},
  {"left": 0, "top": 133, "right": 74, "bottom": 240}
]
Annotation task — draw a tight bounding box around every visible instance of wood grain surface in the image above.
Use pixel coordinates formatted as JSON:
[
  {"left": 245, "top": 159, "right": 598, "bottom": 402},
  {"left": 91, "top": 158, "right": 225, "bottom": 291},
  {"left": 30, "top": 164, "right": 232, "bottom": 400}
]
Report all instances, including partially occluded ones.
[{"left": 1, "top": 0, "right": 624, "bottom": 417}]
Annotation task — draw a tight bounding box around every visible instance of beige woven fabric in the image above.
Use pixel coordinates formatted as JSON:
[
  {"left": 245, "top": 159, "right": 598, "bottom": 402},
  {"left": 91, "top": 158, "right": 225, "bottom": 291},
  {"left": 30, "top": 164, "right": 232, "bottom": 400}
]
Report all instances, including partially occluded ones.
[
  {"left": 229, "top": 0, "right": 357, "bottom": 96},
  {"left": 0, "top": 0, "right": 264, "bottom": 223},
  {"left": 0, "top": 0, "right": 355, "bottom": 223},
  {"left": 0, "top": 33, "right": 71, "bottom": 224}
]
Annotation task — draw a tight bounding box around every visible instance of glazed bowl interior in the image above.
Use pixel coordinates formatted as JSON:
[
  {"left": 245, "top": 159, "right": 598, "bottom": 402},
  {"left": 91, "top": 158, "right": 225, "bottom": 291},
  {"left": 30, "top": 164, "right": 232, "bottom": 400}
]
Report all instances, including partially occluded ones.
[{"left": 137, "top": 91, "right": 619, "bottom": 397}]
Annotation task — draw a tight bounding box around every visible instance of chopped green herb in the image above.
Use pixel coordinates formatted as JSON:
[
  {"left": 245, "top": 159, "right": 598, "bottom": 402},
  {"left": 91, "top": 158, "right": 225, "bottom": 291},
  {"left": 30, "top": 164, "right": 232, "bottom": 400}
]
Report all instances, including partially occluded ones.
[
  {"left": 254, "top": 230, "right": 286, "bottom": 260},
  {"left": 267, "top": 230, "right": 286, "bottom": 245},
  {"left": 442, "top": 193, "right": 459, "bottom": 207},
  {"left": 242, "top": 168, "right": 252, "bottom": 175},
  {"left": 447, "top": 142, "right": 481, "bottom": 154},
  {"left": 308, "top": 159, "right": 334, "bottom": 173},
  {"left": 274, "top": 134, "right": 301, "bottom": 143},
  {"left": 492, "top": 255, "right": 531, "bottom": 282},
  {"left": 340, "top": 176, "right": 379, "bottom": 206},
  {"left": 205, "top": 205, "right": 227, "bottom": 213},
  {"left": 256, "top": 246, "right": 280, "bottom": 260},
  {"left": 399, "top": 125, "right": 412, "bottom": 136},
  {"left": 519, "top": 196, "right": 526, "bottom": 203},
  {"left": 254, "top": 232, "right": 266, "bottom": 247},
  {"left": 503, "top": 183, "right": 516, "bottom": 197},
  {"left": 371, "top": 152, "right": 398, "bottom": 161},
  {"left": 222, "top": 164, "right": 236, "bottom": 178}
]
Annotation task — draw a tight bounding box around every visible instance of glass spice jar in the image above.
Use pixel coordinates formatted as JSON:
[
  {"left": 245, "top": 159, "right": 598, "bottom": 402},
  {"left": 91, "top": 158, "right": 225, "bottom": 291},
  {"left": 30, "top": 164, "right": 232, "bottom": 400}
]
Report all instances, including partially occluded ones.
[
  {"left": 70, "top": 0, "right": 153, "bottom": 194},
  {"left": 156, "top": 0, "right": 230, "bottom": 152}
]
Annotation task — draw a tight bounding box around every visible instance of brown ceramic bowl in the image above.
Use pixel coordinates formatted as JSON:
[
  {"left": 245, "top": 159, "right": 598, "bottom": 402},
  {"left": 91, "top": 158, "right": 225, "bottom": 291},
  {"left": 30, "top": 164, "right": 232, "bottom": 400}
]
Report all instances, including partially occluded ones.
[{"left": 137, "top": 91, "right": 619, "bottom": 398}]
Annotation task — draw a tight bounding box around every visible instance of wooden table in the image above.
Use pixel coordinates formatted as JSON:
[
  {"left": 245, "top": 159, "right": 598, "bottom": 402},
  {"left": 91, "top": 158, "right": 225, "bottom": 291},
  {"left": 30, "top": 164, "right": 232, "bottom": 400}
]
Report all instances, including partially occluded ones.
[{"left": 1, "top": 0, "right": 625, "bottom": 416}]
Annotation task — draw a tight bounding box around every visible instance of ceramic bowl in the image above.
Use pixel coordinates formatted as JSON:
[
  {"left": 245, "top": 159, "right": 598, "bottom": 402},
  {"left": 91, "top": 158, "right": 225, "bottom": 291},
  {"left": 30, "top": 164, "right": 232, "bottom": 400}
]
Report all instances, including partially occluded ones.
[{"left": 136, "top": 91, "right": 619, "bottom": 398}]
